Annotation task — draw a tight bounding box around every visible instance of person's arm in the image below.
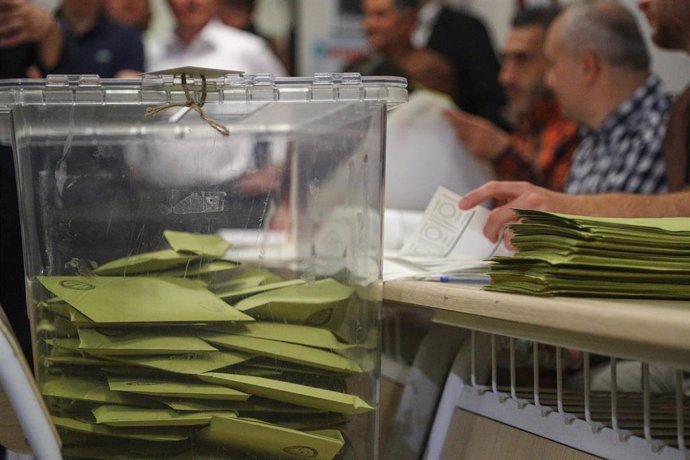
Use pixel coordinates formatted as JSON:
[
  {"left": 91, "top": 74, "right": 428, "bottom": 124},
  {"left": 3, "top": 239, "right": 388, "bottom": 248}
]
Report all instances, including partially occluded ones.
[
  {"left": 443, "top": 109, "right": 540, "bottom": 184},
  {"left": 443, "top": 109, "right": 510, "bottom": 160},
  {"left": 459, "top": 181, "right": 690, "bottom": 243},
  {"left": 0, "top": 0, "right": 62, "bottom": 70}
]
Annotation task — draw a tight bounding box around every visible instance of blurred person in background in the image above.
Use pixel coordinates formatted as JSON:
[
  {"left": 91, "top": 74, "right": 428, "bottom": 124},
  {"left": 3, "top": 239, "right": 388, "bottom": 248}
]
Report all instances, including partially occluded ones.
[
  {"left": 458, "top": 0, "right": 690, "bottom": 396},
  {"left": 217, "top": 0, "right": 261, "bottom": 37},
  {"left": 0, "top": 0, "right": 63, "bottom": 78},
  {"left": 103, "top": 0, "right": 151, "bottom": 32},
  {"left": 345, "top": 0, "right": 456, "bottom": 98},
  {"left": 460, "top": 0, "right": 683, "bottom": 243},
  {"left": 53, "top": 0, "right": 144, "bottom": 78},
  {"left": 0, "top": 0, "right": 64, "bottom": 374},
  {"left": 146, "top": 0, "right": 286, "bottom": 75},
  {"left": 444, "top": 6, "right": 580, "bottom": 192},
  {"left": 413, "top": 0, "right": 506, "bottom": 126},
  {"left": 548, "top": 0, "right": 671, "bottom": 196},
  {"left": 217, "top": 0, "right": 291, "bottom": 75}
]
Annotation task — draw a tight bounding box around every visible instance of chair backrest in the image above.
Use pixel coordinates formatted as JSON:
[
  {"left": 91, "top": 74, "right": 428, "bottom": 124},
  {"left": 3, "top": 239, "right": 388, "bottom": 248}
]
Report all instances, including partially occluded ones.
[{"left": 0, "top": 305, "right": 62, "bottom": 459}]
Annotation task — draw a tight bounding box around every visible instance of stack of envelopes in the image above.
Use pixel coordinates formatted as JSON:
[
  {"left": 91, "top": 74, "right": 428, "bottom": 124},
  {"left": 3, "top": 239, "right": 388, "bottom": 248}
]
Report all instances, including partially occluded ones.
[
  {"left": 35, "top": 231, "right": 373, "bottom": 459},
  {"left": 486, "top": 210, "right": 690, "bottom": 299}
]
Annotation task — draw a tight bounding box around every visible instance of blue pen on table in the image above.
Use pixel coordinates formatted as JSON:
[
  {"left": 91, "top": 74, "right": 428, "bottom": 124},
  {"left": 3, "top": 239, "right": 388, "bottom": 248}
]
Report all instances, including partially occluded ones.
[{"left": 439, "top": 274, "right": 490, "bottom": 284}]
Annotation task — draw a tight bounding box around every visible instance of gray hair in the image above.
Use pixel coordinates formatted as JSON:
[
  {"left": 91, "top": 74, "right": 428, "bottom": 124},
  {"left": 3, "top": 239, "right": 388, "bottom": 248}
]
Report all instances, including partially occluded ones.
[{"left": 560, "top": 0, "right": 650, "bottom": 71}]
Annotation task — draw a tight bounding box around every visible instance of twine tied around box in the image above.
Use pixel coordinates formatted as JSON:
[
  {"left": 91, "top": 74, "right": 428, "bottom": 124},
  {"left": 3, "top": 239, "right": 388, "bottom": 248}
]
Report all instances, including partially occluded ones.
[{"left": 145, "top": 73, "right": 230, "bottom": 136}]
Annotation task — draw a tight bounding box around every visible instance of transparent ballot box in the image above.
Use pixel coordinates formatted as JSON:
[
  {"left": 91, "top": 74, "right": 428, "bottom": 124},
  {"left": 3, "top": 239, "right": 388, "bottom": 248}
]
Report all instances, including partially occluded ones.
[{"left": 0, "top": 72, "right": 407, "bottom": 459}]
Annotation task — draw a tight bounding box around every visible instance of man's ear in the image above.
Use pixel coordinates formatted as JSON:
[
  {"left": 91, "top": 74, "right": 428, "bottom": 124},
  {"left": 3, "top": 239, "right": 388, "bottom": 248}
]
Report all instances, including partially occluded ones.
[{"left": 580, "top": 51, "right": 601, "bottom": 85}]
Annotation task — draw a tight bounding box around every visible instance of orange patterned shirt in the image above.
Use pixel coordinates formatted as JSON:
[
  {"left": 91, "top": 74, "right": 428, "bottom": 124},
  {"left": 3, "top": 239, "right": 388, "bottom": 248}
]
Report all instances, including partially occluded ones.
[{"left": 493, "top": 98, "right": 580, "bottom": 192}]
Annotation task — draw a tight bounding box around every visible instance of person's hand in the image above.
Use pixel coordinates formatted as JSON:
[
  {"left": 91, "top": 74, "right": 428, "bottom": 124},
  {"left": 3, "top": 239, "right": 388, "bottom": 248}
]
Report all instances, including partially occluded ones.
[
  {"left": 0, "top": 0, "right": 56, "bottom": 48},
  {"left": 443, "top": 109, "right": 511, "bottom": 160},
  {"left": 459, "top": 181, "right": 572, "bottom": 244}
]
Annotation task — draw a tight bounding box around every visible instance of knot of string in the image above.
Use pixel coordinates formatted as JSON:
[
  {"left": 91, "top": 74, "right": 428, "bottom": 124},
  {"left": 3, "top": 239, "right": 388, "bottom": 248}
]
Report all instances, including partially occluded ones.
[{"left": 145, "top": 73, "right": 230, "bottom": 136}]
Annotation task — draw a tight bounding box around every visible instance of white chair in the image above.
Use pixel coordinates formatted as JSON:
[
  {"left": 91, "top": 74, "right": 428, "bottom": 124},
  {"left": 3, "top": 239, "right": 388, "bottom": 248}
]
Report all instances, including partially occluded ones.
[{"left": 0, "top": 306, "right": 61, "bottom": 459}]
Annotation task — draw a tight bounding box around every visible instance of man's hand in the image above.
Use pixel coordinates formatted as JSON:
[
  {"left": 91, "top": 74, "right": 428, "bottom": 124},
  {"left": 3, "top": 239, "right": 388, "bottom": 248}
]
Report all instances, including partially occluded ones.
[
  {"left": 459, "top": 181, "right": 573, "bottom": 243},
  {"left": 0, "top": 0, "right": 56, "bottom": 48},
  {"left": 443, "top": 109, "right": 511, "bottom": 161}
]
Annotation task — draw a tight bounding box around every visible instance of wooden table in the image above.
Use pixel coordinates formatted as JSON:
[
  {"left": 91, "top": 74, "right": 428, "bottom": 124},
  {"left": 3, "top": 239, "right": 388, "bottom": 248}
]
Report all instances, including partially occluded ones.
[{"left": 383, "top": 280, "right": 690, "bottom": 368}]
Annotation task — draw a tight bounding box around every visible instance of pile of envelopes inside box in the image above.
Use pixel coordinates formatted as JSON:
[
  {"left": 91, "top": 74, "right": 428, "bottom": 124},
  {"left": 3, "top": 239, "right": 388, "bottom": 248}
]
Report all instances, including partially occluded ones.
[
  {"left": 486, "top": 210, "right": 690, "bottom": 299},
  {"left": 36, "top": 231, "right": 371, "bottom": 459}
]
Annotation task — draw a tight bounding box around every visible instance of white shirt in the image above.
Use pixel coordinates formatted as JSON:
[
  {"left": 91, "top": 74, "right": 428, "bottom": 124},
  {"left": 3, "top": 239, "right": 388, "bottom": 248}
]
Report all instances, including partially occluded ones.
[
  {"left": 146, "top": 19, "right": 287, "bottom": 77},
  {"left": 411, "top": 1, "right": 443, "bottom": 49}
]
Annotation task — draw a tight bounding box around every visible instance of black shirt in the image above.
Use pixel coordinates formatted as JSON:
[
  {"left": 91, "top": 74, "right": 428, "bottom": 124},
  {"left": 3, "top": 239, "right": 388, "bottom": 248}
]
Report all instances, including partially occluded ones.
[{"left": 53, "top": 14, "right": 144, "bottom": 77}]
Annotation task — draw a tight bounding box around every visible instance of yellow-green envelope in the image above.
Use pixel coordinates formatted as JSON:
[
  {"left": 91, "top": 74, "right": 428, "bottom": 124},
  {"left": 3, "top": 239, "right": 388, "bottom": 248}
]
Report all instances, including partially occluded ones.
[
  {"left": 52, "top": 416, "right": 190, "bottom": 442},
  {"left": 489, "top": 209, "right": 690, "bottom": 298},
  {"left": 158, "top": 398, "right": 326, "bottom": 413},
  {"left": 199, "top": 333, "right": 362, "bottom": 374},
  {"left": 44, "top": 338, "right": 80, "bottom": 352},
  {"left": 77, "top": 328, "right": 218, "bottom": 355},
  {"left": 103, "top": 351, "right": 251, "bottom": 375},
  {"left": 108, "top": 377, "right": 250, "bottom": 401},
  {"left": 197, "top": 416, "right": 344, "bottom": 460},
  {"left": 94, "top": 249, "right": 199, "bottom": 276},
  {"left": 206, "top": 321, "right": 357, "bottom": 351},
  {"left": 163, "top": 230, "right": 230, "bottom": 258},
  {"left": 40, "top": 299, "right": 72, "bottom": 318},
  {"left": 45, "top": 351, "right": 121, "bottom": 367},
  {"left": 42, "top": 376, "right": 151, "bottom": 406},
  {"left": 200, "top": 373, "right": 373, "bottom": 414},
  {"left": 212, "top": 267, "right": 285, "bottom": 290},
  {"left": 215, "top": 278, "right": 306, "bottom": 301},
  {"left": 276, "top": 414, "right": 348, "bottom": 431},
  {"left": 158, "top": 261, "right": 239, "bottom": 279},
  {"left": 156, "top": 398, "right": 251, "bottom": 412},
  {"left": 234, "top": 279, "right": 353, "bottom": 324},
  {"left": 38, "top": 276, "right": 254, "bottom": 324},
  {"left": 92, "top": 405, "right": 237, "bottom": 427},
  {"left": 37, "top": 315, "right": 77, "bottom": 337},
  {"left": 94, "top": 231, "right": 231, "bottom": 276}
]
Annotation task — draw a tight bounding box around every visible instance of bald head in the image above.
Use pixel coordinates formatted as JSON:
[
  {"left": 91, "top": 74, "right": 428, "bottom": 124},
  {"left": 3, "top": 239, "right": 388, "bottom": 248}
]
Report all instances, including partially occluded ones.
[{"left": 552, "top": 0, "right": 649, "bottom": 71}]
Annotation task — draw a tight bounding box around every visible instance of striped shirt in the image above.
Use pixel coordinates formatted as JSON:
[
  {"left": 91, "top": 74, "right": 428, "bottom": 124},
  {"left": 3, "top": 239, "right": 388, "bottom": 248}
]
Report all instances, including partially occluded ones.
[{"left": 565, "top": 75, "right": 672, "bottom": 195}]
